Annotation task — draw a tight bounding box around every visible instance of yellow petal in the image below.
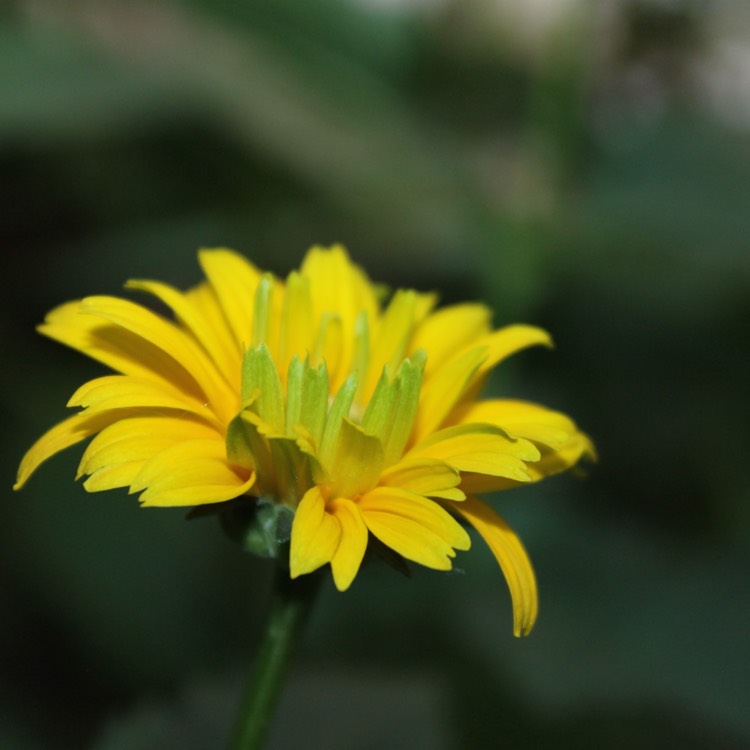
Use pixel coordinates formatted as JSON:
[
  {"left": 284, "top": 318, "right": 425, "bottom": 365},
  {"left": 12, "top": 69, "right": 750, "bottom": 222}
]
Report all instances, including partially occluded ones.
[
  {"left": 379, "top": 457, "right": 465, "bottom": 501},
  {"left": 14, "top": 411, "right": 128, "bottom": 490},
  {"left": 39, "top": 301, "right": 198, "bottom": 395},
  {"left": 84, "top": 463, "right": 144, "bottom": 492},
  {"left": 459, "top": 431, "right": 596, "bottom": 493},
  {"left": 362, "top": 289, "right": 417, "bottom": 402},
  {"left": 301, "top": 245, "right": 379, "bottom": 390},
  {"left": 478, "top": 324, "right": 553, "bottom": 374},
  {"left": 455, "top": 325, "right": 553, "bottom": 409},
  {"left": 412, "top": 291, "right": 439, "bottom": 327},
  {"left": 82, "top": 435, "right": 184, "bottom": 479},
  {"left": 408, "top": 424, "right": 540, "bottom": 483},
  {"left": 359, "top": 487, "right": 470, "bottom": 569},
  {"left": 526, "top": 431, "right": 596, "bottom": 481},
  {"left": 130, "top": 438, "right": 254, "bottom": 506},
  {"left": 185, "top": 281, "right": 242, "bottom": 366},
  {"left": 328, "top": 497, "right": 368, "bottom": 591},
  {"left": 311, "top": 312, "right": 343, "bottom": 384},
  {"left": 80, "top": 296, "right": 237, "bottom": 423},
  {"left": 278, "top": 271, "right": 314, "bottom": 380},
  {"left": 412, "top": 346, "right": 487, "bottom": 443},
  {"left": 126, "top": 278, "right": 240, "bottom": 393},
  {"left": 453, "top": 399, "right": 578, "bottom": 449},
  {"left": 409, "top": 303, "right": 491, "bottom": 376},
  {"left": 290, "top": 486, "right": 342, "bottom": 578},
  {"left": 358, "top": 514, "right": 451, "bottom": 570},
  {"left": 198, "top": 248, "right": 262, "bottom": 352},
  {"left": 458, "top": 473, "right": 518, "bottom": 494},
  {"left": 78, "top": 415, "right": 219, "bottom": 481},
  {"left": 67, "top": 375, "right": 222, "bottom": 427},
  {"left": 360, "top": 487, "right": 470, "bottom": 549},
  {"left": 455, "top": 496, "right": 538, "bottom": 637}
]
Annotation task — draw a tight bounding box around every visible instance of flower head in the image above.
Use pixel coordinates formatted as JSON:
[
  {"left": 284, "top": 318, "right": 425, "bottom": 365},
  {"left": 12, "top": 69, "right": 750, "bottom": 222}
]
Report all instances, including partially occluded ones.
[{"left": 15, "top": 246, "right": 593, "bottom": 636}]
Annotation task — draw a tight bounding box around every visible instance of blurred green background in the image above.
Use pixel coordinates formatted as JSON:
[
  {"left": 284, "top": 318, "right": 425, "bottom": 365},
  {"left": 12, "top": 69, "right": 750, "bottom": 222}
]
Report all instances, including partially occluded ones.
[{"left": 2, "top": 1, "right": 749, "bottom": 748}]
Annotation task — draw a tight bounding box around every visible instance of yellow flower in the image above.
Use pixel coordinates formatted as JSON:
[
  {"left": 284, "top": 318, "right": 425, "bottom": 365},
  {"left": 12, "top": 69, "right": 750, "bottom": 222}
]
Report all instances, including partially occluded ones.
[{"left": 14, "top": 246, "right": 593, "bottom": 636}]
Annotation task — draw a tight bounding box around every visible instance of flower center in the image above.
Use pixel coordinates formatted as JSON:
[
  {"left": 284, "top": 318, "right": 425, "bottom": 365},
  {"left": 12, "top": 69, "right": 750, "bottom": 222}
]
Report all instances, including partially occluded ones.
[{"left": 226, "top": 340, "right": 425, "bottom": 509}]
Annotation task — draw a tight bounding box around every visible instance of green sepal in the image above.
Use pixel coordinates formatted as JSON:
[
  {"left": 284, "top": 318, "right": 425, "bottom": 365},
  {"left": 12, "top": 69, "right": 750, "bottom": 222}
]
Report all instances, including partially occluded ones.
[
  {"left": 299, "top": 359, "right": 329, "bottom": 447},
  {"left": 293, "top": 426, "right": 329, "bottom": 486},
  {"left": 318, "top": 373, "right": 358, "bottom": 469},
  {"left": 361, "top": 367, "right": 393, "bottom": 441},
  {"left": 383, "top": 351, "right": 425, "bottom": 465},
  {"left": 226, "top": 393, "right": 261, "bottom": 471},
  {"left": 241, "top": 343, "right": 284, "bottom": 432},
  {"left": 284, "top": 356, "right": 305, "bottom": 434},
  {"left": 244, "top": 499, "right": 295, "bottom": 559},
  {"left": 226, "top": 405, "right": 273, "bottom": 487},
  {"left": 361, "top": 351, "right": 425, "bottom": 466},
  {"left": 251, "top": 273, "right": 274, "bottom": 346},
  {"left": 267, "top": 436, "right": 314, "bottom": 508},
  {"left": 325, "top": 418, "right": 384, "bottom": 498},
  {"left": 219, "top": 496, "right": 294, "bottom": 561}
]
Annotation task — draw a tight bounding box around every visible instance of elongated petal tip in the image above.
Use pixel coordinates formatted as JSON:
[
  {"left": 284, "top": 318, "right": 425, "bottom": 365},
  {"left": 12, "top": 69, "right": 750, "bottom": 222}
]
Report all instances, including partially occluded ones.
[{"left": 456, "top": 496, "right": 538, "bottom": 637}]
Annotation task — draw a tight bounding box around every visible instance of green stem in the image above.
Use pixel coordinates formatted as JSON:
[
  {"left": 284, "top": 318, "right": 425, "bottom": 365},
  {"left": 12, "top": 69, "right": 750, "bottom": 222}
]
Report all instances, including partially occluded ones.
[{"left": 229, "top": 570, "right": 321, "bottom": 750}]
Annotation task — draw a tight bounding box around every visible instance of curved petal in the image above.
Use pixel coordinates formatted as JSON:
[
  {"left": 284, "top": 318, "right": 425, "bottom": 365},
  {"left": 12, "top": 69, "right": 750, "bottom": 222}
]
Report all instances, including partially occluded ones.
[
  {"left": 527, "top": 432, "right": 596, "bottom": 480},
  {"left": 277, "top": 271, "right": 314, "bottom": 381},
  {"left": 409, "top": 303, "right": 491, "bottom": 376},
  {"left": 198, "top": 248, "right": 263, "bottom": 352},
  {"left": 38, "top": 301, "right": 199, "bottom": 396},
  {"left": 80, "top": 296, "right": 238, "bottom": 423},
  {"left": 455, "top": 496, "right": 538, "bottom": 637},
  {"left": 311, "top": 312, "right": 343, "bottom": 384},
  {"left": 83, "top": 463, "right": 145, "bottom": 492},
  {"left": 477, "top": 325, "right": 552, "bottom": 375},
  {"left": 412, "top": 346, "right": 487, "bottom": 443},
  {"left": 359, "top": 513, "right": 452, "bottom": 570},
  {"left": 359, "top": 487, "right": 470, "bottom": 569},
  {"left": 408, "top": 424, "right": 540, "bottom": 483},
  {"left": 126, "top": 279, "right": 240, "bottom": 392},
  {"left": 67, "top": 375, "right": 222, "bottom": 428},
  {"left": 301, "top": 245, "right": 379, "bottom": 389},
  {"left": 329, "top": 497, "right": 368, "bottom": 591},
  {"left": 290, "top": 486, "right": 341, "bottom": 578},
  {"left": 451, "top": 325, "right": 553, "bottom": 413},
  {"left": 451, "top": 399, "right": 578, "bottom": 449},
  {"left": 14, "top": 410, "right": 131, "bottom": 490},
  {"left": 379, "top": 457, "right": 465, "bottom": 501},
  {"left": 185, "top": 281, "right": 242, "bottom": 365},
  {"left": 130, "top": 438, "right": 254, "bottom": 506},
  {"left": 459, "top": 431, "right": 596, "bottom": 493},
  {"left": 362, "top": 290, "right": 418, "bottom": 402},
  {"left": 78, "top": 415, "right": 220, "bottom": 490}
]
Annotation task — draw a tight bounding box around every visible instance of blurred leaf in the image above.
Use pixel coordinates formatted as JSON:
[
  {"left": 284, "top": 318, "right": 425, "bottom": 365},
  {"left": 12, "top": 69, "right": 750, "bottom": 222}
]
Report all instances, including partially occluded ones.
[{"left": 0, "top": 22, "right": 188, "bottom": 142}]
